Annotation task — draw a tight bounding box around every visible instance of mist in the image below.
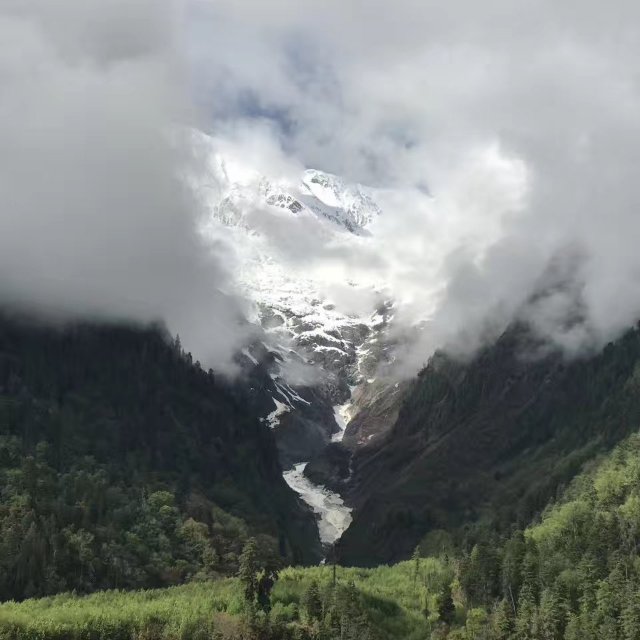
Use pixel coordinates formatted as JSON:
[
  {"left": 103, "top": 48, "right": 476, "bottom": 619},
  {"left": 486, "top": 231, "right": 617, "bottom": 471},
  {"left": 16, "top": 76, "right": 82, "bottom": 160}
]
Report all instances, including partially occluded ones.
[{"left": 0, "top": 0, "right": 252, "bottom": 373}]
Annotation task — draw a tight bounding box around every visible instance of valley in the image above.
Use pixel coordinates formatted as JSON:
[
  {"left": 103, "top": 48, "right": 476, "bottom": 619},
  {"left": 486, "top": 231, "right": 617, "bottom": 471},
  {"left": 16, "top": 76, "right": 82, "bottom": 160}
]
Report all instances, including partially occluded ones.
[
  {"left": 5, "top": 147, "right": 640, "bottom": 640},
  {"left": 3, "top": 2, "right": 639, "bottom": 638},
  {"left": 196, "top": 141, "right": 404, "bottom": 551}
]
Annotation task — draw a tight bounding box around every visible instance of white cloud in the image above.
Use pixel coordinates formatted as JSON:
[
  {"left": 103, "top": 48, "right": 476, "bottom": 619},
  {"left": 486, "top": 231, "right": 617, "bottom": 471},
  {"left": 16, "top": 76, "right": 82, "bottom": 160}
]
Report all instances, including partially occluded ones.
[
  {"left": 0, "top": 0, "right": 253, "bottom": 373},
  {"left": 190, "top": 0, "right": 640, "bottom": 374},
  {"left": 3, "top": 0, "right": 640, "bottom": 378}
]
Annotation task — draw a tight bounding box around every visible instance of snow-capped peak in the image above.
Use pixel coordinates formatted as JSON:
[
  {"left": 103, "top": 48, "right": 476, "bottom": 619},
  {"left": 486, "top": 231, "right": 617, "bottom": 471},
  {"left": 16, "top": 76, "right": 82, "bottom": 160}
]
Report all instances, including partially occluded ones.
[
  {"left": 204, "top": 147, "right": 381, "bottom": 235},
  {"left": 301, "top": 170, "right": 382, "bottom": 233}
]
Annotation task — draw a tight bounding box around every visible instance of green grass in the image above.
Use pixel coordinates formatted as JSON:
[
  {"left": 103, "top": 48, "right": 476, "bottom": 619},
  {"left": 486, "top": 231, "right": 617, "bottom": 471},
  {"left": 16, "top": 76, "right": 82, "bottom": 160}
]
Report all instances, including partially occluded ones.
[
  {"left": 0, "top": 580, "right": 241, "bottom": 639},
  {"left": 0, "top": 561, "right": 451, "bottom": 639},
  {"left": 275, "top": 560, "right": 451, "bottom": 639}
]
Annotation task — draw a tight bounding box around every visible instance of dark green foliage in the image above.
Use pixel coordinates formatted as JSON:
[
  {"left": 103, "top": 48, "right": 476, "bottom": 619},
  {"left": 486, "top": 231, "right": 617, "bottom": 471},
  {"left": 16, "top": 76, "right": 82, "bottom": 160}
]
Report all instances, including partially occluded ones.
[
  {"left": 5, "top": 318, "right": 640, "bottom": 639},
  {"left": 257, "top": 568, "right": 279, "bottom": 614},
  {"left": 459, "top": 542, "right": 500, "bottom": 606},
  {"left": 0, "top": 314, "right": 318, "bottom": 601},
  {"left": 449, "top": 432, "right": 640, "bottom": 639},
  {"left": 301, "top": 580, "right": 321, "bottom": 622},
  {"left": 412, "top": 546, "right": 420, "bottom": 589},
  {"left": 491, "top": 598, "right": 514, "bottom": 640},
  {"left": 339, "top": 327, "right": 640, "bottom": 566},
  {"left": 437, "top": 583, "right": 455, "bottom": 625},
  {"left": 239, "top": 538, "right": 259, "bottom": 604},
  {"left": 500, "top": 530, "right": 525, "bottom": 608}
]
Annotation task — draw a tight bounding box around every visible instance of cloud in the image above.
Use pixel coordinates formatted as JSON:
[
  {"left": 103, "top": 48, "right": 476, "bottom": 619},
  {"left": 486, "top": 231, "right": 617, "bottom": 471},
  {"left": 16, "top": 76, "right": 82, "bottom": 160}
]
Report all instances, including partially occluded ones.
[
  {"left": 190, "top": 0, "right": 640, "bottom": 375},
  {"left": 0, "top": 0, "right": 254, "bottom": 373},
  {"left": 4, "top": 0, "right": 640, "bottom": 379}
]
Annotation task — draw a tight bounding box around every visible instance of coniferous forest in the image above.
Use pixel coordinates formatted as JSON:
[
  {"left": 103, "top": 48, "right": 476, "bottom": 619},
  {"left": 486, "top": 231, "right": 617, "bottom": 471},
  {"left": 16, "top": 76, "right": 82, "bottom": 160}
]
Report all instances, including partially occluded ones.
[
  {"left": 0, "top": 313, "right": 320, "bottom": 602},
  {"left": 3, "top": 313, "right": 640, "bottom": 638}
]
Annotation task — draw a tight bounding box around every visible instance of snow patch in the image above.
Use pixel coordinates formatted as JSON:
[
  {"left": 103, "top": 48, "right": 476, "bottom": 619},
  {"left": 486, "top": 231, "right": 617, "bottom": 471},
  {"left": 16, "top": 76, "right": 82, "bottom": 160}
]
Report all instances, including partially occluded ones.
[
  {"left": 241, "top": 348, "right": 259, "bottom": 366},
  {"left": 264, "top": 398, "right": 290, "bottom": 429},
  {"left": 331, "top": 401, "right": 352, "bottom": 443}
]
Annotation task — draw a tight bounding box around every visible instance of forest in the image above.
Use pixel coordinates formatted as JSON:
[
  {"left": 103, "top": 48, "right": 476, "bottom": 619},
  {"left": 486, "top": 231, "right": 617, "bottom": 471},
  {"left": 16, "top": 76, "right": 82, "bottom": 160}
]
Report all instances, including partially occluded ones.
[
  {"left": 0, "top": 313, "right": 319, "bottom": 601},
  {"left": 4, "top": 315, "right": 640, "bottom": 638},
  {"left": 4, "top": 431, "right": 640, "bottom": 638}
]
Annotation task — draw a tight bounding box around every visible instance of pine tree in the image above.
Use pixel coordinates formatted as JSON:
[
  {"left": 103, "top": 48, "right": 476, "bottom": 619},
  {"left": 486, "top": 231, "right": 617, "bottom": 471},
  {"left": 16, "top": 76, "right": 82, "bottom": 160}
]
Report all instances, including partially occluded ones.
[
  {"left": 515, "top": 583, "right": 537, "bottom": 640},
  {"left": 564, "top": 612, "right": 582, "bottom": 640},
  {"left": 492, "top": 598, "right": 515, "bottom": 640},
  {"left": 257, "top": 568, "right": 278, "bottom": 613},
  {"left": 238, "top": 537, "right": 258, "bottom": 605},
  {"left": 437, "top": 583, "right": 456, "bottom": 625},
  {"left": 302, "top": 580, "right": 322, "bottom": 622},
  {"left": 501, "top": 530, "right": 525, "bottom": 610},
  {"left": 462, "top": 543, "right": 499, "bottom": 606},
  {"left": 538, "top": 587, "right": 564, "bottom": 640},
  {"left": 520, "top": 542, "right": 540, "bottom": 603},
  {"left": 465, "top": 607, "right": 489, "bottom": 639},
  {"left": 412, "top": 545, "right": 421, "bottom": 589},
  {"left": 620, "top": 583, "right": 640, "bottom": 640}
]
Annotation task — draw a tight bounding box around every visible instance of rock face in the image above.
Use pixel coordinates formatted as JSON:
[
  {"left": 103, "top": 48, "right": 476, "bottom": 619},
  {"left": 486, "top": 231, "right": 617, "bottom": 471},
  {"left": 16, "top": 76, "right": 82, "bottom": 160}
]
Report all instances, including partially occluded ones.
[
  {"left": 336, "top": 326, "right": 640, "bottom": 566},
  {"left": 342, "top": 380, "right": 411, "bottom": 449}
]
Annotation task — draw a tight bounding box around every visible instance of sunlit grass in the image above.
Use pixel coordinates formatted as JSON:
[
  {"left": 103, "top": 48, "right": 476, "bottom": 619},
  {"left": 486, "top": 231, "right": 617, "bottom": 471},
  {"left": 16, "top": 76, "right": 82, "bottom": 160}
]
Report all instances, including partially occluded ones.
[{"left": 0, "top": 560, "right": 450, "bottom": 639}]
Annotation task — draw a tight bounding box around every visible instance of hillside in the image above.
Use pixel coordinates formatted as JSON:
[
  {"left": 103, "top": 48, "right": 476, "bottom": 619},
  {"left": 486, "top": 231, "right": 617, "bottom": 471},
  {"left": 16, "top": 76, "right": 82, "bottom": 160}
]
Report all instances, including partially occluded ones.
[
  {"left": 0, "top": 313, "right": 321, "bottom": 601},
  {"left": 338, "top": 325, "right": 640, "bottom": 565}
]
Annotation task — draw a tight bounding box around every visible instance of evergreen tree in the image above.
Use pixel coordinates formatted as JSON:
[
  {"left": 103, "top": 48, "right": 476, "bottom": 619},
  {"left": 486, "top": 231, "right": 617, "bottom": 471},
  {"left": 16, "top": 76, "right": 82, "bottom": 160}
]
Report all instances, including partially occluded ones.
[
  {"left": 412, "top": 545, "right": 421, "bottom": 589},
  {"left": 621, "top": 583, "right": 640, "bottom": 640},
  {"left": 461, "top": 542, "right": 500, "bottom": 606},
  {"left": 465, "top": 607, "right": 488, "bottom": 639},
  {"left": 501, "top": 530, "right": 525, "bottom": 610},
  {"left": 492, "top": 598, "right": 515, "bottom": 640},
  {"left": 238, "top": 538, "right": 258, "bottom": 605},
  {"left": 302, "top": 580, "right": 322, "bottom": 622},
  {"left": 257, "top": 568, "right": 278, "bottom": 613},
  {"left": 438, "top": 583, "right": 456, "bottom": 625},
  {"left": 538, "top": 587, "right": 564, "bottom": 640},
  {"left": 515, "top": 583, "right": 537, "bottom": 640},
  {"left": 520, "top": 542, "right": 540, "bottom": 603},
  {"left": 564, "top": 612, "right": 582, "bottom": 640}
]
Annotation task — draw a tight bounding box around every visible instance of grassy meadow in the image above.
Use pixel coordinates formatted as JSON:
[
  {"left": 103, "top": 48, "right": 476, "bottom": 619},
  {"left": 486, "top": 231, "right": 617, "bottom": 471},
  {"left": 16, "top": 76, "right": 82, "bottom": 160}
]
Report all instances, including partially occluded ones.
[{"left": 0, "top": 560, "right": 450, "bottom": 639}]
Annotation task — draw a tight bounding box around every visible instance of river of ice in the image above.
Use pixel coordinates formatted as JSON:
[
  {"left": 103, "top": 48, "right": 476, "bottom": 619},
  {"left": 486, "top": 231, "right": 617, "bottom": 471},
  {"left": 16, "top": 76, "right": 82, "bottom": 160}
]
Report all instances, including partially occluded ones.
[{"left": 283, "top": 461, "right": 352, "bottom": 547}]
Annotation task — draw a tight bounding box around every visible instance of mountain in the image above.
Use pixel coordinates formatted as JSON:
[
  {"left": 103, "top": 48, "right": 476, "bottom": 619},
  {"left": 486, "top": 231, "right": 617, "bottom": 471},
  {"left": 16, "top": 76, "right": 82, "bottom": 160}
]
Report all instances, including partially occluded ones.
[
  {"left": 0, "top": 312, "right": 321, "bottom": 600},
  {"left": 337, "top": 324, "right": 640, "bottom": 566},
  {"left": 208, "top": 152, "right": 382, "bottom": 236},
  {"left": 196, "top": 135, "right": 397, "bottom": 470}
]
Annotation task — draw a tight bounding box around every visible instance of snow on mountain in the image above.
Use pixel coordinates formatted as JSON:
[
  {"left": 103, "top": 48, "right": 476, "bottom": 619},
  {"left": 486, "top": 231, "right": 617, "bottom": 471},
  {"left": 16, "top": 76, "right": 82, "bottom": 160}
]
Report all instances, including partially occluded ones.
[
  {"left": 196, "top": 134, "right": 392, "bottom": 394},
  {"left": 205, "top": 150, "right": 381, "bottom": 236},
  {"left": 299, "top": 170, "right": 382, "bottom": 233}
]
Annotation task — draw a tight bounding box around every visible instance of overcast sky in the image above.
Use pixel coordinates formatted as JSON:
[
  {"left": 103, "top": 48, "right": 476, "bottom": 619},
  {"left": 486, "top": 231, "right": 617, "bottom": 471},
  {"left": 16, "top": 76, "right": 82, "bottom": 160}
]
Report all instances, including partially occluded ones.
[{"left": 2, "top": 0, "right": 640, "bottom": 375}]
